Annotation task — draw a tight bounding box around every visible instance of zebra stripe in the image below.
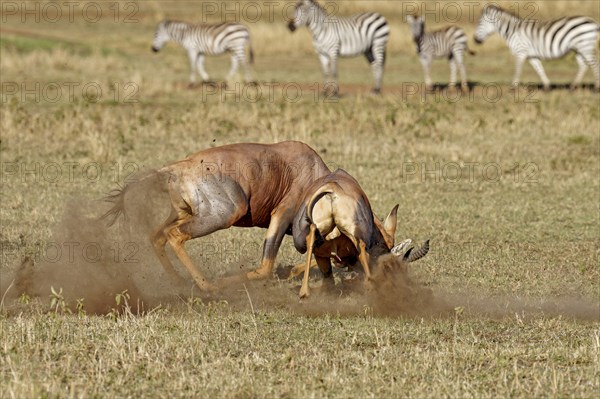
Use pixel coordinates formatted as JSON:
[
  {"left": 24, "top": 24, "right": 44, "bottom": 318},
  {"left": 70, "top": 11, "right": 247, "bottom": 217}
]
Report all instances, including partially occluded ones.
[
  {"left": 288, "top": 0, "right": 390, "bottom": 94},
  {"left": 407, "top": 15, "right": 473, "bottom": 90},
  {"left": 152, "top": 20, "right": 254, "bottom": 84},
  {"left": 474, "top": 5, "right": 600, "bottom": 90}
]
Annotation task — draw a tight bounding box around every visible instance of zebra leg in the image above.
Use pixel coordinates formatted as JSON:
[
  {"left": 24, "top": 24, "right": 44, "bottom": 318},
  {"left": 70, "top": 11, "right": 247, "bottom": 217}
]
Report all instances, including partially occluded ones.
[
  {"left": 420, "top": 57, "right": 433, "bottom": 91},
  {"left": 318, "top": 53, "right": 331, "bottom": 86},
  {"left": 368, "top": 46, "right": 385, "bottom": 94},
  {"left": 329, "top": 54, "right": 339, "bottom": 95},
  {"left": 512, "top": 56, "right": 526, "bottom": 88},
  {"left": 571, "top": 54, "right": 588, "bottom": 90},
  {"left": 196, "top": 54, "right": 211, "bottom": 83},
  {"left": 225, "top": 54, "right": 240, "bottom": 82},
  {"left": 589, "top": 56, "right": 600, "bottom": 91},
  {"left": 528, "top": 58, "right": 550, "bottom": 90},
  {"left": 187, "top": 49, "right": 198, "bottom": 85},
  {"left": 454, "top": 51, "right": 469, "bottom": 91},
  {"left": 239, "top": 52, "right": 253, "bottom": 83},
  {"left": 591, "top": 59, "right": 600, "bottom": 92},
  {"left": 448, "top": 58, "right": 457, "bottom": 88},
  {"left": 575, "top": 51, "right": 599, "bottom": 91},
  {"left": 574, "top": 48, "right": 600, "bottom": 91}
]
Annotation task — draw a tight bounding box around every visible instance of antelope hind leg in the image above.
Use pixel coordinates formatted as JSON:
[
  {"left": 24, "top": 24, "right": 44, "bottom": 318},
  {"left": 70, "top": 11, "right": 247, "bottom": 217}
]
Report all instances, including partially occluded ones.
[
  {"left": 165, "top": 225, "right": 216, "bottom": 291},
  {"left": 299, "top": 224, "right": 317, "bottom": 298}
]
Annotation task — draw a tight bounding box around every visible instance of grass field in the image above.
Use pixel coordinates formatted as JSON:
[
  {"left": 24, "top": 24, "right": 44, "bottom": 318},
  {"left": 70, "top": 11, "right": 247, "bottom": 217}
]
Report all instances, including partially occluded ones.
[{"left": 1, "top": 1, "right": 599, "bottom": 397}]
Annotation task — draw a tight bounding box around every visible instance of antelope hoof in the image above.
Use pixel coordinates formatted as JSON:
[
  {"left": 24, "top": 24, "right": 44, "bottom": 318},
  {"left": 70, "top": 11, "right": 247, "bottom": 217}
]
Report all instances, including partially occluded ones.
[
  {"left": 196, "top": 280, "right": 218, "bottom": 292},
  {"left": 363, "top": 277, "right": 375, "bottom": 292},
  {"left": 206, "top": 282, "right": 218, "bottom": 292},
  {"left": 299, "top": 285, "right": 310, "bottom": 298},
  {"left": 288, "top": 265, "right": 304, "bottom": 280},
  {"left": 246, "top": 269, "right": 270, "bottom": 280}
]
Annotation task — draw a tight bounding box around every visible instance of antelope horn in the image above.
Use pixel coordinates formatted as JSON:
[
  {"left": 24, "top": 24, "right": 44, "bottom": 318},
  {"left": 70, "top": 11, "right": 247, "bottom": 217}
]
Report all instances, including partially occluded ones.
[{"left": 404, "top": 239, "right": 430, "bottom": 263}]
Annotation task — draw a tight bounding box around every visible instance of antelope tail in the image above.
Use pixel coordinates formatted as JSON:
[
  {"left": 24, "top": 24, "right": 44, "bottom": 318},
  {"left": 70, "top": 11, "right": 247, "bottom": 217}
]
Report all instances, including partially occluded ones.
[
  {"left": 306, "top": 182, "right": 343, "bottom": 224},
  {"left": 100, "top": 169, "right": 166, "bottom": 227},
  {"left": 305, "top": 182, "right": 342, "bottom": 248}
]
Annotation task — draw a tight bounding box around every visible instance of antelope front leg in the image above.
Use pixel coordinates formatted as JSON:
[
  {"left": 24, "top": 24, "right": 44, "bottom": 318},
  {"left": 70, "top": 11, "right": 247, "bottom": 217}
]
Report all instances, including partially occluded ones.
[
  {"left": 357, "top": 240, "right": 372, "bottom": 282},
  {"left": 315, "top": 255, "right": 334, "bottom": 289},
  {"left": 299, "top": 224, "right": 317, "bottom": 298},
  {"left": 288, "top": 259, "right": 317, "bottom": 279}
]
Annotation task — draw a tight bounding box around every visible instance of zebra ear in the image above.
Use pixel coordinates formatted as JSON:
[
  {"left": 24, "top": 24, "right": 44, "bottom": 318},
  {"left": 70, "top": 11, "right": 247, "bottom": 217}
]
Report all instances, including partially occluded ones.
[{"left": 406, "top": 14, "right": 414, "bottom": 23}]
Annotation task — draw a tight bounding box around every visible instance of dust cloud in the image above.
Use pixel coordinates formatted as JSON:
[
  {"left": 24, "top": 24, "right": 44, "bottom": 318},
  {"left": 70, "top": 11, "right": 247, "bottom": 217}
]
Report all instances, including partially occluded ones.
[{"left": 1, "top": 173, "right": 598, "bottom": 321}]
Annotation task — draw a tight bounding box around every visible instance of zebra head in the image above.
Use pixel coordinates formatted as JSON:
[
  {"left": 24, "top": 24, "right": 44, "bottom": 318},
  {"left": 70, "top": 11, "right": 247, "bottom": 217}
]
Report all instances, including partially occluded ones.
[
  {"left": 288, "top": 0, "right": 320, "bottom": 32},
  {"left": 152, "top": 21, "right": 170, "bottom": 52},
  {"left": 405, "top": 14, "right": 425, "bottom": 52},
  {"left": 474, "top": 6, "right": 501, "bottom": 44}
]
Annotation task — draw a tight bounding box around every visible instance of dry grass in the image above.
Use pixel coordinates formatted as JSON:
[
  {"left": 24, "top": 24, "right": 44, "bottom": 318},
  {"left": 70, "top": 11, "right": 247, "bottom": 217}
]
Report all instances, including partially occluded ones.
[
  {"left": 1, "top": 1, "right": 600, "bottom": 398},
  {"left": 2, "top": 304, "right": 599, "bottom": 398}
]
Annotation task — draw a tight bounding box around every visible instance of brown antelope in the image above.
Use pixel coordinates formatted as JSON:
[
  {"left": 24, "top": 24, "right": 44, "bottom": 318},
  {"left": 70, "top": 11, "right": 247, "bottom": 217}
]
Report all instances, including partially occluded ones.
[
  {"left": 291, "top": 169, "right": 429, "bottom": 298},
  {"left": 102, "top": 141, "right": 331, "bottom": 291}
]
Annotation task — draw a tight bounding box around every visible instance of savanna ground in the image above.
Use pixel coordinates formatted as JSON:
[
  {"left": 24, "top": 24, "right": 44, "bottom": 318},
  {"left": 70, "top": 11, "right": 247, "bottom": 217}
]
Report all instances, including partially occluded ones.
[{"left": 1, "top": 1, "right": 599, "bottom": 397}]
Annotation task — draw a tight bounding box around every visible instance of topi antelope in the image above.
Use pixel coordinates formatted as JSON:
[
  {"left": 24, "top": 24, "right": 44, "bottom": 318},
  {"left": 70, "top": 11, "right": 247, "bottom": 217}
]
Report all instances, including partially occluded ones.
[
  {"left": 291, "top": 169, "right": 430, "bottom": 298},
  {"left": 102, "top": 141, "right": 331, "bottom": 291}
]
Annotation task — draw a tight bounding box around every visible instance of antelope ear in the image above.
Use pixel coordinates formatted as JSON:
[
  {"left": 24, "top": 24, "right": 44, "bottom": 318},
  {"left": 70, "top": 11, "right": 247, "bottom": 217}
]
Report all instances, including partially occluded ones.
[{"left": 383, "top": 204, "right": 399, "bottom": 241}]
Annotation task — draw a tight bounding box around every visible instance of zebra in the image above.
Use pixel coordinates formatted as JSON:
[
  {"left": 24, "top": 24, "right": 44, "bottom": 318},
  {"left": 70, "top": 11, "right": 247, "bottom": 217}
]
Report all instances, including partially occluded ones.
[
  {"left": 287, "top": 0, "right": 390, "bottom": 94},
  {"left": 406, "top": 14, "right": 474, "bottom": 91},
  {"left": 474, "top": 5, "right": 600, "bottom": 91},
  {"left": 151, "top": 20, "right": 254, "bottom": 85}
]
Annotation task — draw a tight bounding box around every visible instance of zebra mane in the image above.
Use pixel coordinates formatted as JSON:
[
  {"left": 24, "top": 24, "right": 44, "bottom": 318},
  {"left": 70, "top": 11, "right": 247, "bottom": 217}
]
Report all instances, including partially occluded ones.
[
  {"left": 303, "top": 0, "right": 328, "bottom": 15},
  {"left": 162, "top": 20, "right": 186, "bottom": 27},
  {"left": 406, "top": 14, "right": 425, "bottom": 51},
  {"left": 485, "top": 5, "right": 523, "bottom": 22}
]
